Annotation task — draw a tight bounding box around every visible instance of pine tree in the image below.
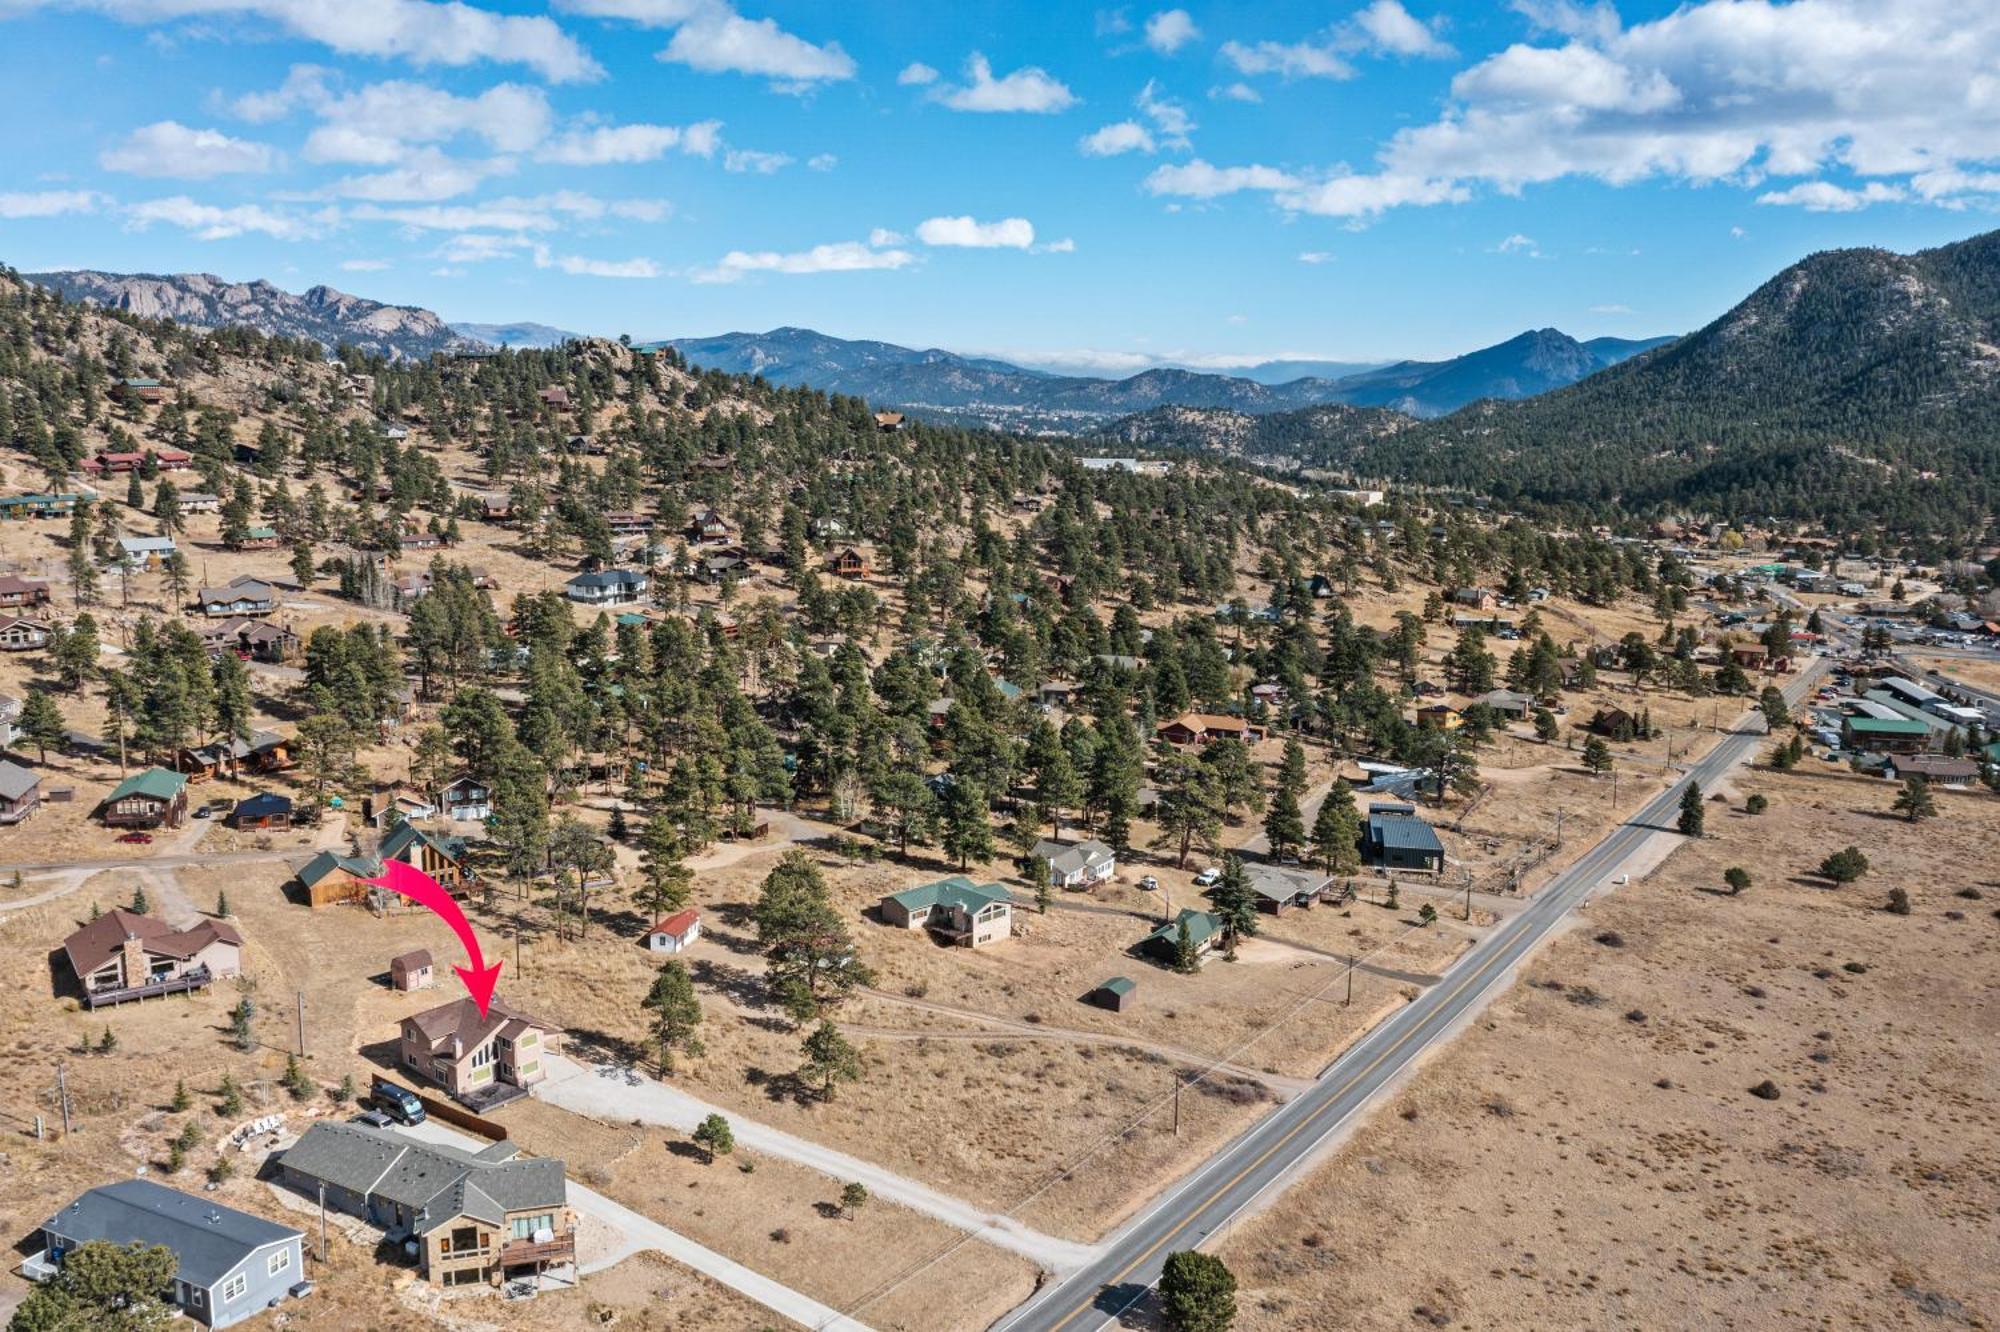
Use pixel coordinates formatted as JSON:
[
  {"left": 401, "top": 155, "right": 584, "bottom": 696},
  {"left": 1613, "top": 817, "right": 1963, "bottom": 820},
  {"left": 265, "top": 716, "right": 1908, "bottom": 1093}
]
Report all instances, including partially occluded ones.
[
  {"left": 1678, "top": 781, "right": 1705, "bottom": 836},
  {"left": 1310, "top": 783, "right": 1361, "bottom": 875},
  {"left": 1891, "top": 774, "right": 1937, "bottom": 822},
  {"left": 799, "top": 1021, "right": 862, "bottom": 1101},
  {"left": 1208, "top": 856, "right": 1259, "bottom": 958},
  {"left": 692, "top": 1112, "right": 734, "bottom": 1163},
  {"left": 1262, "top": 785, "right": 1306, "bottom": 861},
  {"left": 642, "top": 960, "right": 704, "bottom": 1075},
  {"left": 19, "top": 688, "right": 66, "bottom": 761}
]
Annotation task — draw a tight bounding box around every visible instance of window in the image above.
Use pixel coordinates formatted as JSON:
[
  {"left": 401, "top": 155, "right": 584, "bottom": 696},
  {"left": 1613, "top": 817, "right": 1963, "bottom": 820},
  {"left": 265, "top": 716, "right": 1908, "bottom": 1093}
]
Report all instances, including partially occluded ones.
[
  {"left": 222, "top": 1273, "right": 247, "bottom": 1303},
  {"left": 510, "top": 1214, "right": 554, "bottom": 1240},
  {"left": 267, "top": 1247, "right": 291, "bottom": 1277},
  {"left": 469, "top": 1043, "right": 493, "bottom": 1069},
  {"left": 447, "top": 1226, "right": 481, "bottom": 1254}
]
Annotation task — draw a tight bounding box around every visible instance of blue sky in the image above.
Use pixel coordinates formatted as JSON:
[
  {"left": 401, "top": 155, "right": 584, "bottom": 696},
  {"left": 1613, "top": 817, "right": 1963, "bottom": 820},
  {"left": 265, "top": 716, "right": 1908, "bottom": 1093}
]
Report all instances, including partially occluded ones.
[{"left": 0, "top": 0, "right": 1995, "bottom": 368}]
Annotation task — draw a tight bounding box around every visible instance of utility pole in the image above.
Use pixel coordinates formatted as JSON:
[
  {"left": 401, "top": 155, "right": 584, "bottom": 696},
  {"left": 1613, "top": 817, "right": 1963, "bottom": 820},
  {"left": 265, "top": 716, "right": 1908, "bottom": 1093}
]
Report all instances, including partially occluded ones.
[
  {"left": 1171, "top": 1074, "right": 1181, "bottom": 1136},
  {"left": 56, "top": 1061, "right": 71, "bottom": 1137},
  {"left": 1464, "top": 876, "right": 1473, "bottom": 923},
  {"left": 1554, "top": 806, "right": 1567, "bottom": 848},
  {"left": 317, "top": 1182, "right": 328, "bottom": 1262},
  {"left": 296, "top": 989, "right": 306, "bottom": 1058},
  {"left": 1345, "top": 955, "right": 1354, "bottom": 1007}
]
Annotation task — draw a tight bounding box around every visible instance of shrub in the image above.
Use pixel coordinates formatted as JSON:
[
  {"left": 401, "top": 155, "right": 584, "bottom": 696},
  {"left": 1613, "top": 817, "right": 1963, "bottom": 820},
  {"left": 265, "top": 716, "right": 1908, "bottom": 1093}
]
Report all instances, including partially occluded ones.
[
  {"left": 1886, "top": 888, "right": 1912, "bottom": 915},
  {"left": 1744, "top": 793, "right": 1768, "bottom": 815},
  {"left": 1817, "top": 846, "right": 1870, "bottom": 884},
  {"left": 1749, "top": 1080, "right": 1781, "bottom": 1100}
]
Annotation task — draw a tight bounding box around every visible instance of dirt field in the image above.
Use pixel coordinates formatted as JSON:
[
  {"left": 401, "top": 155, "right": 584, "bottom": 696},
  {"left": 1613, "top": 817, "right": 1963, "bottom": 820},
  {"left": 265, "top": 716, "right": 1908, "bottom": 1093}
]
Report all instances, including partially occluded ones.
[{"left": 1216, "top": 768, "right": 2000, "bottom": 1330}]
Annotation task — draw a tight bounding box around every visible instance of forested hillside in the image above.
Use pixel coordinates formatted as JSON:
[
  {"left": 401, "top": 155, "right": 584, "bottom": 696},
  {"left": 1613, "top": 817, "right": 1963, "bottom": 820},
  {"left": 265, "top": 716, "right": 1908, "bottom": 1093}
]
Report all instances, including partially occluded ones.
[{"left": 1125, "top": 232, "right": 2000, "bottom": 543}]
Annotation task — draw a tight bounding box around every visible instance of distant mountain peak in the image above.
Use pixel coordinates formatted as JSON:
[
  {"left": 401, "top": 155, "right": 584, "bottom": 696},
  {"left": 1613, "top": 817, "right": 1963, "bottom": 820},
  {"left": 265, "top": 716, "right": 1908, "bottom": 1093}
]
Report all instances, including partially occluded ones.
[{"left": 25, "top": 267, "right": 488, "bottom": 361}]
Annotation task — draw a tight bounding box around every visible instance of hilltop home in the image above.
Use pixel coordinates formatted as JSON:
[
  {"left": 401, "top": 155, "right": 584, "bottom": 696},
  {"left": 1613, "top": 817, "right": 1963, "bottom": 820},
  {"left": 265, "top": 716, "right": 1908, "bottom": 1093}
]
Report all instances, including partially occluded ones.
[
  {"left": 538, "top": 386, "right": 570, "bottom": 408},
  {"left": 874, "top": 410, "right": 905, "bottom": 432},
  {"left": 879, "top": 877, "right": 1013, "bottom": 948},
  {"left": 0, "top": 616, "right": 53, "bottom": 651},
  {"left": 398, "top": 996, "right": 561, "bottom": 1110},
  {"left": 278, "top": 1121, "right": 574, "bottom": 1288},
  {"left": 60, "top": 908, "right": 242, "bottom": 1008},
  {"left": 828, "top": 546, "right": 871, "bottom": 579},
  {"left": 1363, "top": 803, "right": 1446, "bottom": 873},
  {"left": 114, "top": 377, "right": 171, "bottom": 405},
  {"left": 27, "top": 1181, "right": 306, "bottom": 1328},
  {"left": 687, "top": 507, "right": 732, "bottom": 543},
  {"left": 201, "top": 617, "right": 300, "bottom": 663},
  {"left": 177, "top": 729, "right": 291, "bottom": 782},
  {"left": 1138, "top": 909, "right": 1222, "bottom": 965},
  {"left": 0, "top": 759, "right": 42, "bottom": 824},
  {"left": 1472, "top": 688, "right": 1536, "bottom": 720},
  {"left": 1449, "top": 586, "right": 1495, "bottom": 610},
  {"left": 116, "top": 535, "right": 177, "bottom": 570},
  {"left": 436, "top": 775, "right": 493, "bottom": 821},
  {"left": 235, "top": 525, "right": 282, "bottom": 550},
  {"left": 564, "top": 568, "right": 649, "bottom": 606},
  {"left": 0, "top": 575, "right": 51, "bottom": 608},
  {"left": 97, "top": 766, "right": 187, "bottom": 828},
  {"left": 1030, "top": 838, "right": 1117, "bottom": 889},
  {"left": 0, "top": 493, "right": 82, "bottom": 520},
  {"left": 1155, "top": 712, "right": 1265, "bottom": 747}
]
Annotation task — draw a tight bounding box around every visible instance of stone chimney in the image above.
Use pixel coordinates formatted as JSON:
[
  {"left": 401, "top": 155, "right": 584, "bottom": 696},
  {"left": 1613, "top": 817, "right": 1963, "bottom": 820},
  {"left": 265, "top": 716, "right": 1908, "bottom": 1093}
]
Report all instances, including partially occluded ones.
[{"left": 119, "top": 933, "right": 147, "bottom": 988}]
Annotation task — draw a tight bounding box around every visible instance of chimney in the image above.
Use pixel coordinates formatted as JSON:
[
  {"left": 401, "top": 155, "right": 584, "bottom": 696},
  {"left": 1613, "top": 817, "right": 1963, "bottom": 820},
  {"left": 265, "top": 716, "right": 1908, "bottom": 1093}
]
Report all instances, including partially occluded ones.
[{"left": 119, "top": 933, "right": 148, "bottom": 988}]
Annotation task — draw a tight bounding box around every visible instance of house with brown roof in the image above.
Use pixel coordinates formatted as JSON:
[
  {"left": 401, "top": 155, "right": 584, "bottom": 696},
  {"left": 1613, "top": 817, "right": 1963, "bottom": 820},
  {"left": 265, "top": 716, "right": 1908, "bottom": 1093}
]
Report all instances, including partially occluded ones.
[
  {"left": 201, "top": 617, "right": 300, "bottom": 663},
  {"left": 177, "top": 729, "right": 292, "bottom": 782},
  {"left": 1449, "top": 586, "right": 1495, "bottom": 610},
  {"left": 828, "top": 546, "right": 871, "bottom": 579},
  {"left": 1884, "top": 754, "right": 1981, "bottom": 786},
  {"left": 537, "top": 386, "right": 570, "bottom": 409},
  {"left": 687, "top": 507, "right": 732, "bottom": 544},
  {"left": 60, "top": 908, "right": 242, "bottom": 1008},
  {"left": 398, "top": 996, "right": 561, "bottom": 1110},
  {"left": 0, "top": 576, "right": 51, "bottom": 608},
  {"left": 874, "top": 411, "right": 905, "bottom": 432},
  {"left": 1155, "top": 712, "right": 1265, "bottom": 746}
]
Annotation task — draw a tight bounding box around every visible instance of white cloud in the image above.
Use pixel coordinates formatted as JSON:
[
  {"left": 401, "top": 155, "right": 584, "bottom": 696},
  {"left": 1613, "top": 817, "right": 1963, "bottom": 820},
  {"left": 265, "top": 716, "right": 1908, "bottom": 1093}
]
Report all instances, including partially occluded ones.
[
  {"left": 934, "top": 53, "right": 1077, "bottom": 113},
  {"left": 326, "top": 150, "right": 512, "bottom": 201},
  {"left": 1143, "top": 158, "right": 1303, "bottom": 199},
  {"left": 127, "top": 195, "right": 328, "bottom": 241},
  {"left": 1137, "top": 79, "right": 1193, "bottom": 147},
  {"left": 0, "top": 190, "right": 103, "bottom": 219},
  {"left": 43, "top": 0, "right": 600, "bottom": 82},
  {"left": 1275, "top": 173, "right": 1470, "bottom": 217},
  {"left": 349, "top": 191, "right": 660, "bottom": 233},
  {"left": 340, "top": 258, "right": 391, "bottom": 270},
  {"left": 101, "top": 121, "right": 277, "bottom": 178},
  {"left": 660, "top": 10, "right": 854, "bottom": 83},
  {"left": 231, "top": 64, "right": 332, "bottom": 122},
  {"left": 1495, "top": 232, "right": 1541, "bottom": 255},
  {"left": 1349, "top": 0, "right": 1454, "bottom": 58},
  {"left": 1297, "top": 250, "right": 1334, "bottom": 264},
  {"left": 691, "top": 240, "right": 916, "bottom": 284},
  {"left": 868, "top": 227, "right": 905, "bottom": 246},
  {"left": 1755, "top": 180, "right": 1907, "bottom": 212},
  {"left": 724, "top": 148, "right": 792, "bottom": 174},
  {"left": 897, "top": 61, "right": 939, "bottom": 85},
  {"left": 1039, "top": 237, "right": 1076, "bottom": 253},
  {"left": 916, "top": 215, "right": 1036, "bottom": 248},
  {"left": 1219, "top": 38, "right": 1353, "bottom": 81},
  {"left": 1266, "top": 0, "right": 2000, "bottom": 221},
  {"left": 1588, "top": 302, "right": 1631, "bottom": 313},
  {"left": 296, "top": 81, "right": 552, "bottom": 163},
  {"left": 559, "top": 0, "right": 852, "bottom": 84},
  {"left": 1143, "top": 8, "right": 1199, "bottom": 55},
  {"left": 807, "top": 153, "right": 837, "bottom": 171},
  {"left": 536, "top": 119, "right": 722, "bottom": 165},
  {"left": 532, "top": 244, "right": 660, "bottom": 277},
  {"left": 1210, "top": 81, "right": 1261, "bottom": 103},
  {"left": 1080, "top": 121, "right": 1155, "bottom": 156}
]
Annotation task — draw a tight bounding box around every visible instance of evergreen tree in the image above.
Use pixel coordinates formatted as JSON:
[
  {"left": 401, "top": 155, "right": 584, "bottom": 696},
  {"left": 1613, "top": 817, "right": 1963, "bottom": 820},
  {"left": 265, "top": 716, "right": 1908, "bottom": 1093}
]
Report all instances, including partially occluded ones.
[
  {"left": 1310, "top": 784, "right": 1361, "bottom": 875},
  {"left": 642, "top": 960, "right": 704, "bottom": 1075},
  {"left": 692, "top": 1113, "right": 734, "bottom": 1163},
  {"left": 1891, "top": 774, "right": 1938, "bottom": 822},
  {"left": 799, "top": 1021, "right": 862, "bottom": 1101},
  {"left": 1677, "top": 781, "right": 1705, "bottom": 836},
  {"left": 18, "top": 688, "right": 66, "bottom": 761},
  {"left": 1159, "top": 1251, "right": 1238, "bottom": 1332},
  {"left": 1262, "top": 784, "right": 1305, "bottom": 861},
  {"left": 1208, "top": 855, "right": 1259, "bottom": 958}
]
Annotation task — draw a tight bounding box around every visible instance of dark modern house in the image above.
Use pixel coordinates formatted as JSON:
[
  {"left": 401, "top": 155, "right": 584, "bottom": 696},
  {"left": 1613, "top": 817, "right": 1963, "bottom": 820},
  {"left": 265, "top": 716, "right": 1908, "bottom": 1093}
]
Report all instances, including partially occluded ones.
[{"left": 1362, "top": 803, "right": 1446, "bottom": 873}]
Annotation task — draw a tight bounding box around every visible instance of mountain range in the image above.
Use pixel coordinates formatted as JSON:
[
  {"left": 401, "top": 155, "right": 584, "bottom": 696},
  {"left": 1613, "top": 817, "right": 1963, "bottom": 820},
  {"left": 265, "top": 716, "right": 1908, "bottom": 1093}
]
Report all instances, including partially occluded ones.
[
  {"left": 22, "top": 269, "right": 486, "bottom": 361},
  {"left": 658, "top": 325, "right": 1669, "bottom": 428},
  {"left": 449, "top": 320, "right": 586, "bottom": 349},
  {"left": 1120, "top": 229, "right": 2000, "bottom": 534}
]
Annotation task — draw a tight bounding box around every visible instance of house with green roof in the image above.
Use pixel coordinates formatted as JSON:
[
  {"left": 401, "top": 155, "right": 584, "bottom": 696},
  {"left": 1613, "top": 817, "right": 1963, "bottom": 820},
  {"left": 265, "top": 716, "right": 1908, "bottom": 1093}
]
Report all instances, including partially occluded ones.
[
  {"left": 295, "top": 850, "right": 386, "bottom": 908},
  {"left": 98, "top": 766, "right": 188, "bottom": 828},
  {"left": 1138, "top": 910, "right": 1222, "bottom": 966},
  {"left": 878, "top": 876, "right": 1014, "bottom": 948},
  {"left": 1841, "top": 715, "right": 1932, "bottom": 755}
]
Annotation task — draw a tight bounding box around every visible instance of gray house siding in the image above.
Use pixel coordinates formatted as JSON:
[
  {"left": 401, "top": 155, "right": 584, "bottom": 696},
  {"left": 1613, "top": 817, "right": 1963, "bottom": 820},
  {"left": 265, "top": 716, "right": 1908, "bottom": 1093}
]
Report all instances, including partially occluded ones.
[{"left": 198, "top": 1237, "right": 305, "bottom": 1328}]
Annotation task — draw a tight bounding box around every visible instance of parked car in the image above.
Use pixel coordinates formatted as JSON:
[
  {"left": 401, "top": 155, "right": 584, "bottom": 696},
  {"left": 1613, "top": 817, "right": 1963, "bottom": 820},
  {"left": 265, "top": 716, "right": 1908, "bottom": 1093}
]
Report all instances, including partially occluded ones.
[
  {"left": 1137, "top": 875, "right": 1159, "bottom": 892},
  {"left": 350, "top": 1109, "right": 393, "bottom": 1129},
  {"left": 193, "top": 806, "right": 212, "bottom": 819},
  {"left": 115, "top": 831, "right": 153, "bottom": 844},
  {"left": 1193, "top": 867, "right": 1222, "bottom": 888},
  {"left": 368, "top": 1077, "right": 427, "bottom": 1125}
]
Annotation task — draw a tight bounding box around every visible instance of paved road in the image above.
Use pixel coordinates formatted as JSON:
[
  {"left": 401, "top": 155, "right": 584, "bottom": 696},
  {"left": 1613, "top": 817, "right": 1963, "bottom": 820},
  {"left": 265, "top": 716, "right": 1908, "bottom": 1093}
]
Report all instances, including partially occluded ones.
[{"left": 990, "top": 662, "right": 1822, "bottom": 1332}]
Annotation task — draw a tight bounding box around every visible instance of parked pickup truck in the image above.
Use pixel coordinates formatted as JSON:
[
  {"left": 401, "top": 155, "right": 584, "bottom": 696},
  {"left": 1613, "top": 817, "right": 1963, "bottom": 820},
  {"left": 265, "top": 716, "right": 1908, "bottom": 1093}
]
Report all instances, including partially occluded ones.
[{"left": 368, "top": 1077, "right": 427, "bottom": 1125}]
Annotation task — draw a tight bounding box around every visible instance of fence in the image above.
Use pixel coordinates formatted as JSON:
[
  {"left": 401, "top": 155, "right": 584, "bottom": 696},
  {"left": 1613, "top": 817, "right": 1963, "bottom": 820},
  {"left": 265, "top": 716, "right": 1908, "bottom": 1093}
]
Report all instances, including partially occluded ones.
[{"left": 414, "top": 1093, "right": 509, "bottom": 1141}]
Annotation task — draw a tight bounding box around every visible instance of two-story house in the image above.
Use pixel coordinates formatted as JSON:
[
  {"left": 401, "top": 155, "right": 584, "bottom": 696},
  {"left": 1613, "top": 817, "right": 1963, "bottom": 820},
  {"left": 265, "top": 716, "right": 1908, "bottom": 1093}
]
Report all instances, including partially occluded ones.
[
  {"left": 398, "top": 996, "right": 561, "bottom": 1110},
  {"left": 27, "top": 1180, "right": 306, "bottom": 1327},
  {"left": 436, "top": 775, "right": 492, "bottom": 821},
  {"left": 97, "top": 766, "right": 188, "bottom": 828},
  {"left": 564, "top": 568, "right": 649, "bottom": 607},
  {"left": 195, "top": 576, "right": 278, "bottom": 618},
  {"left": 0, "top": 759, "right": 41, "bottom": 824},
  {"left": 279, "top": 1121, "right": 573, "bottom": 1289}
]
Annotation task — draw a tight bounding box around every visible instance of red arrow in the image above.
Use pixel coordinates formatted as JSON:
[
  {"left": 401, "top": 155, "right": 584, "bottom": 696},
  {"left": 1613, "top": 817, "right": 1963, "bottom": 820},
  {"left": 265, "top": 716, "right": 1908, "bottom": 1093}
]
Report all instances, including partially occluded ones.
[{"left": 363, "top": 857, "right": 503, "bottom": 1017}]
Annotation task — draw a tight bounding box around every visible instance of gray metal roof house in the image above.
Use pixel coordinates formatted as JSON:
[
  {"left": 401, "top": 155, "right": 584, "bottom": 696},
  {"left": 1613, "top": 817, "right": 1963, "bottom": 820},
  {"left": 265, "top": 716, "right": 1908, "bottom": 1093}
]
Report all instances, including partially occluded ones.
[
  {"left": 1030, "top": 837, "right": 1116, "bottom": 888},
  {"left": 278, "top": 1121, "right": 573, "bottom": 1287},
  {"left": 1363, "top": 803, "right": 1445, "bottom": 873},
  {"left": 30, "top": 1179, "right": 306, "bottom": 1328}
]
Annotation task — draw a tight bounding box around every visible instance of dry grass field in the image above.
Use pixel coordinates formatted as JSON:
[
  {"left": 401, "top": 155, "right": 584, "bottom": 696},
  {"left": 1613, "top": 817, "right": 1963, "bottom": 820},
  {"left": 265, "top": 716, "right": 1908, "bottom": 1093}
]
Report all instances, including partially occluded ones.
[{"left": 1216, "top": 767, "right": 2000, "bottom": 1330}]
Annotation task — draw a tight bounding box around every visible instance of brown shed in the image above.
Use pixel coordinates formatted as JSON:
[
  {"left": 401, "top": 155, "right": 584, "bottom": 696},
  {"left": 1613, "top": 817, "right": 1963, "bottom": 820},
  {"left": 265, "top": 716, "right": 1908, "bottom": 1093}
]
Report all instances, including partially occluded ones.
[{"left": 390, "top": 949, "right": 435, "bottom": 991}]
